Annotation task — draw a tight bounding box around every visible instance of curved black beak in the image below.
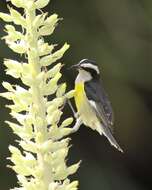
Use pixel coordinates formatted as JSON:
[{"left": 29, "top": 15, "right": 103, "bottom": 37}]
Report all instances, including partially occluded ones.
[{"left": 68, "top": 64, "right": 80, "bottom": 70}]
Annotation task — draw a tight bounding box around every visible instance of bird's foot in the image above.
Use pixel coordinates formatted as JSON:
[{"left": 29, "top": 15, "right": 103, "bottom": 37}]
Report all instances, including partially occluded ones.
[{"left": 71, "top": 117, "right": 82, "bottom": 134}]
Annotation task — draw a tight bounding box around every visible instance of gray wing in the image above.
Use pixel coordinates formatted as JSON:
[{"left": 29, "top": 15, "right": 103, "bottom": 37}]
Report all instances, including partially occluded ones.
[
  {"left": 84, "top": 77, "right": 114, "bottom": 129},
  {"left": 84, "top": 78, "right": 123, "bottom": 152}
]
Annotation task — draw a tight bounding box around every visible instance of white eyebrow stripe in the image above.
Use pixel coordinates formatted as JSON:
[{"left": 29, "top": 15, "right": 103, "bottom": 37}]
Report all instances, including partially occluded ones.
[
  {"left": 79, "top": 59, "right": 88, "bottom": 64},
  {"left": 81, "top": 63, "right": 100, "bottom": 74}
]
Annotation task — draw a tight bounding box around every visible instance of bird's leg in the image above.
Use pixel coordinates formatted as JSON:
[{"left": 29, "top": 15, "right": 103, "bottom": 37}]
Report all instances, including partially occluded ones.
[
  {"left": 71, "top": 117, "right": 82, "bottom": 133},
  {"left": 67, "top": 99, "right": 78, "bottom": 118},
  {"left": 67, "top": 99, "right": 82, "bottom": 133}
]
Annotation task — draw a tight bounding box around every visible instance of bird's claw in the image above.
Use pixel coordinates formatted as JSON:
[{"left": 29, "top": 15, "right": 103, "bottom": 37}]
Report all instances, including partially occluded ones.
[{"left": 71, "top": 117, "right": 82, "bottom": 134}]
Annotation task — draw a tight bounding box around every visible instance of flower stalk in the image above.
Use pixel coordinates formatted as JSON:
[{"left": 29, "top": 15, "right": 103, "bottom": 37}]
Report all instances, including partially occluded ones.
[{"left": 0, "top": 0, "right": 79, "bottom": 190}]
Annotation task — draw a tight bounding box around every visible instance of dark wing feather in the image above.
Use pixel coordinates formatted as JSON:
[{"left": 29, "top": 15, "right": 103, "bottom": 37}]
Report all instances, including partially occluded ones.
[
  {"left": 84, "top": 77, "right": 114, "bottom": 129},
  {"left": 84, "top": 77, "right": 123, "bottom": 152}
]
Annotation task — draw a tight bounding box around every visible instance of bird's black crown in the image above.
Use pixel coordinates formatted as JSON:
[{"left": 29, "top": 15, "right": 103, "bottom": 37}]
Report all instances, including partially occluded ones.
[
  {"left": 78, "top": 59, "right": 96, "bottom": 66},
  {"left": 78, "top": 59, "right": 100, "bottom": 77}
]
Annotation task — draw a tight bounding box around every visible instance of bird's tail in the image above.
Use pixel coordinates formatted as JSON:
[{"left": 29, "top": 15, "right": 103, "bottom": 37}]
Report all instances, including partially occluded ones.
[{"left": 97, "top": 124, "right": 123, "bottom": 153}]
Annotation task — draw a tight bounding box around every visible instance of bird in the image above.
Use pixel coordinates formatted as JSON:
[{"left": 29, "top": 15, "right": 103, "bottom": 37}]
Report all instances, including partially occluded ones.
[{"left": 71, "top": 59, "right": 123, "bottom": 152}]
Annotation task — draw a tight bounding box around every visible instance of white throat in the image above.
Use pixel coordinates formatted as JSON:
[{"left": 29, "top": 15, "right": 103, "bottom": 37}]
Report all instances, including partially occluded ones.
[{"left": 75, "top": 69, "right": 92, "bottom": 83}]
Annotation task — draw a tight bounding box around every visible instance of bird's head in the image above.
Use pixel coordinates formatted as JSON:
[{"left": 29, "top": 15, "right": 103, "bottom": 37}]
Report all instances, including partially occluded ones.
[{"left": 71, "top": 59, "right": 100, "bottom": 80}]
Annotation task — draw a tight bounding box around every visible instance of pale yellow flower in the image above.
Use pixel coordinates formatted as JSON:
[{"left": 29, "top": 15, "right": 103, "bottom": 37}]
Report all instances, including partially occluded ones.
[{"left": 0, "top": 0, "right": 79, "bottom": 189}]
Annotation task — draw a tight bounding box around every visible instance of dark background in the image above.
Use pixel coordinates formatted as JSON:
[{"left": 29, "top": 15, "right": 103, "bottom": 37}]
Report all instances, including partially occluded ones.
[{"left": 0, "top": 0, "right": 152, "bottom": 189}]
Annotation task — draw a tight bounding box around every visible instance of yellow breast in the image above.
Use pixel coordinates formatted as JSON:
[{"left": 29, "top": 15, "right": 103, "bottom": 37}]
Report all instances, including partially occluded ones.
[
  {"left": 74, "top": 82, "right": 102, "bottom": 134},
  {"left": 74, "top": 82, "right": 86, "bottom": 110}
]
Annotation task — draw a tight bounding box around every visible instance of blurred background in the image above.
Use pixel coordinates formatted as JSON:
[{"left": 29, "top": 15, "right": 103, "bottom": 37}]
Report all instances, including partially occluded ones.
[{"left": 0, "top": 0, "right": 152, "bottom": 189}]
